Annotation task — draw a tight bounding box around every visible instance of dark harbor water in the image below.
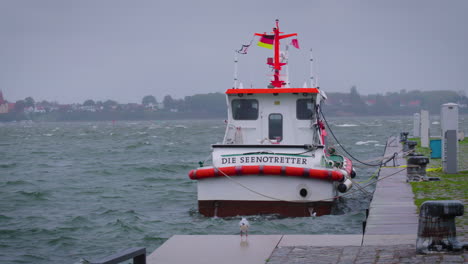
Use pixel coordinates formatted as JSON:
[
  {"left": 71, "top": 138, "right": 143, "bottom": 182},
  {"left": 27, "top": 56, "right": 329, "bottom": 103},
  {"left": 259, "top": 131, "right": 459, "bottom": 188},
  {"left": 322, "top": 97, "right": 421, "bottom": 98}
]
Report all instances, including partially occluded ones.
[{"left": 1, "top": 116, "right": 466, "bottom": 263}]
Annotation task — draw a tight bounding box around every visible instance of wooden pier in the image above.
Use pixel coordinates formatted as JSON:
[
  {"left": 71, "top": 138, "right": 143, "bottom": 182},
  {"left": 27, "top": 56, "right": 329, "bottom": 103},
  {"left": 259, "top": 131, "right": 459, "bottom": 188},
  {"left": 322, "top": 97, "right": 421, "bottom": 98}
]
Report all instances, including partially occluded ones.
[
  {"left": 146, "top": 136, "right": 422, "bottom": 263},
  {"left": 362, "top": 136, "right": 419, "bottom": 245}
]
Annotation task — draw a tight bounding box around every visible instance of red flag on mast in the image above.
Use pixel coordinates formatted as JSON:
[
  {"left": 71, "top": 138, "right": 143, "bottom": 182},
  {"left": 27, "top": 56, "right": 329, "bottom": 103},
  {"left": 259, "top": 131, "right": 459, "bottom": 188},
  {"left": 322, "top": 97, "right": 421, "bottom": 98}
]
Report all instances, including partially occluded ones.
[{"left": 291, "top": 39, "right": 300, "bottom": 49}]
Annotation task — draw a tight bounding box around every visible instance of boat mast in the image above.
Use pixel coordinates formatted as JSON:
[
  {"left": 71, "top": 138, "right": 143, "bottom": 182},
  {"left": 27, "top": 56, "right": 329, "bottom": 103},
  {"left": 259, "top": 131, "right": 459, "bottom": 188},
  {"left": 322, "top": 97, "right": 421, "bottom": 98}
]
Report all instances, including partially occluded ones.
[
  {"left": 255, "top": 19, "right": 297, "bottom": 88},
  {"left": 233, "top": 53, "right": 239, "bottom": 88},
  {"left": 310, "top": 48, "right": 315, "bottom": 88},
  {"left": 284, "top": 45, "right": 290, "bottom": 87}
]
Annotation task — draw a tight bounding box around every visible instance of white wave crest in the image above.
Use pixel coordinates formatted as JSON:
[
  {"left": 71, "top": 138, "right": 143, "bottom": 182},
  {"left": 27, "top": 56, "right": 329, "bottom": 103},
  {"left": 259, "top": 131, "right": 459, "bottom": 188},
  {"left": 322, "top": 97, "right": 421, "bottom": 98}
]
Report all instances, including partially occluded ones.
[
  {"left": 335, "top": 124, "right": 358, "bottom": 127},
  {"left": 355, "top": 140, "right": 379, "bottom": 145}
]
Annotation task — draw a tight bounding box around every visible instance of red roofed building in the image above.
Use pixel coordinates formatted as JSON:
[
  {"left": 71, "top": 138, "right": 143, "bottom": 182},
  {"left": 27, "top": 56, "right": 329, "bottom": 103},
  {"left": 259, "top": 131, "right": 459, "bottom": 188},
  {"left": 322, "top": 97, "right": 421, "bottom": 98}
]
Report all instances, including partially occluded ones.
[
  {"left": 408, "top": 100, "right": 421, "bottom": 107},
  {"left": 0, "top": 90, "right": 9, "bottom": 114}
]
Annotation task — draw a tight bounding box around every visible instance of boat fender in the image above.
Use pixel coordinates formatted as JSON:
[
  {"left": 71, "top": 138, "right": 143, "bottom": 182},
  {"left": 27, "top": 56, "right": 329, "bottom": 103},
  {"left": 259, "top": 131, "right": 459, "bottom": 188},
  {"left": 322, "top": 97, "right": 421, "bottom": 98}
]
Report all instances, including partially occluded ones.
[
  {"left": 338, "top": 169, "right": 348, "bottom": 180},
  {"left": 351, "top": 168, "right": 356, "bottom": 178},
  {"left": 337, "top": 178, "right": 353, "bottom": 193}
]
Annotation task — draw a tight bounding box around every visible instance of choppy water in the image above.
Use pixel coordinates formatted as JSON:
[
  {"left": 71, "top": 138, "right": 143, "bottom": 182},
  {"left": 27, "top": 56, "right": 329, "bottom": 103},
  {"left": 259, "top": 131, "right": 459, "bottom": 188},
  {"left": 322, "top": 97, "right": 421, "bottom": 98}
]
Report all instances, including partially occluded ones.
[{"left": 0, "top": 116, "right": 466, "bottom": 263}]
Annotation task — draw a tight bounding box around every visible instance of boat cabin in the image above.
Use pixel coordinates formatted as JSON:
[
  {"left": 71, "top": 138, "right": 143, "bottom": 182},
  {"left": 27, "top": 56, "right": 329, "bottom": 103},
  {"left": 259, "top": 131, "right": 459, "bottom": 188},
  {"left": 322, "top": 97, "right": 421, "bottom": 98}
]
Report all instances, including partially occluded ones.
[{"left": 223, "top": 88, "right": 321, "bottom": 145}]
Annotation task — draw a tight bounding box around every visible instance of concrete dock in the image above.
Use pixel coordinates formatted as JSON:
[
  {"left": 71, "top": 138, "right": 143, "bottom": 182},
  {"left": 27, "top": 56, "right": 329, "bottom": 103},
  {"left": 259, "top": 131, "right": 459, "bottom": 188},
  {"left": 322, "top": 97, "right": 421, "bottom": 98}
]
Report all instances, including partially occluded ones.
[
  {"left": 147, "top": 234, "right": 363, "bottom": 264},
  {"left": 146, "top": 137, "right": 467, "bottom": 263}
]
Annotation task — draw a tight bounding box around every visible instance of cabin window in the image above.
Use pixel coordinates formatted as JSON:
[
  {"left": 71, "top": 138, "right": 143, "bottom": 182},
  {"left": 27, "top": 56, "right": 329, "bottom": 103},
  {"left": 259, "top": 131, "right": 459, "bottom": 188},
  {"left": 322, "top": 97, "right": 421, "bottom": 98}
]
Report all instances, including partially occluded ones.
[
  {"left": 232, "top": 99, "right": 258, "bottom": 120},
  {"left": 296, "top": 99, "right": 316, "bottom": 120},
  {"left": 269, "top": 114, "right": 283, "bottom": 141}
]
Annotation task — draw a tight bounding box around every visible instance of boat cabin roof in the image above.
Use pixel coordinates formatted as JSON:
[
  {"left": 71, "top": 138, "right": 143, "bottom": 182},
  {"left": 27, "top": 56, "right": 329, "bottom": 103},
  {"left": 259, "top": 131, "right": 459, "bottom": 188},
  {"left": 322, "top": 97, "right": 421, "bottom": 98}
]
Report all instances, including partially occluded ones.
[{"left": 226, "top": 88, "right": 319, "bottom": 95}]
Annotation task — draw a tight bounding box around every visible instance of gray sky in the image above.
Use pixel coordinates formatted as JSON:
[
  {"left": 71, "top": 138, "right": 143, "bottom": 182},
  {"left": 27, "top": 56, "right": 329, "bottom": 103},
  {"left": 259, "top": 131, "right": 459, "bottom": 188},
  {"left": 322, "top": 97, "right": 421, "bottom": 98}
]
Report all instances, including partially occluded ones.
[{"left": 1, "top": 0, "right": 467, "bottom": 104}]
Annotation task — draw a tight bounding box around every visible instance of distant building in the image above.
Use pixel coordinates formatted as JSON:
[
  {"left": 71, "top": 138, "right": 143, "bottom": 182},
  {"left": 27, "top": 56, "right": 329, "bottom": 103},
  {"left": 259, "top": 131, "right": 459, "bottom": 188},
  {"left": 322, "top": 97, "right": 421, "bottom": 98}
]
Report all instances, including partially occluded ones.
[
  {"left": 365, "top": 99, "right": 376, "bottom": 106},
  {"left": 34, "top": 106, "right": 46, "bottom": 113},
  {"left": 0, "top": 90, "right": 10, "bottom": 114},
  {"left": 79, "top": 105, "right": 97, "bottom": 112},
  {"left": 408, "top": 100, "right": 421, "bottom": 107}
]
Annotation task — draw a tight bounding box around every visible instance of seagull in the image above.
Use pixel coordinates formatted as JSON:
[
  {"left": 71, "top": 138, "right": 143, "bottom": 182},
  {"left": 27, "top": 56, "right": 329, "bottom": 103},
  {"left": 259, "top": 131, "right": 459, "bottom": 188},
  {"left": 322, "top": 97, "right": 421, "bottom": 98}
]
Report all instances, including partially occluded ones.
[{"left": 239, "top": 217, "right": 250, "bottom": 237}]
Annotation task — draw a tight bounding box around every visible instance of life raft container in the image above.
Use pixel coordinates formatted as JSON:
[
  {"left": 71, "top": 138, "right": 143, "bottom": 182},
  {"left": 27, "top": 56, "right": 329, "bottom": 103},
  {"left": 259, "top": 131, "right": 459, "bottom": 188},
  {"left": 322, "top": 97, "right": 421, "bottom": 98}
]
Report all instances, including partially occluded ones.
[{"left": 188, "top": 165, "right": 345, "bottom": 182}]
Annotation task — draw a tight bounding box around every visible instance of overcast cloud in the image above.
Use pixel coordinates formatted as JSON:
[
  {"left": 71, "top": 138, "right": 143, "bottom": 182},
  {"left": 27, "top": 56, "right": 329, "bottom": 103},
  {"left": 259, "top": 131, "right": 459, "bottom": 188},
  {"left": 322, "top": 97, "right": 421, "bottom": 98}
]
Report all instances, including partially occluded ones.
[{"left": 1, "top": 0, "right": 467, "bottom": 104}]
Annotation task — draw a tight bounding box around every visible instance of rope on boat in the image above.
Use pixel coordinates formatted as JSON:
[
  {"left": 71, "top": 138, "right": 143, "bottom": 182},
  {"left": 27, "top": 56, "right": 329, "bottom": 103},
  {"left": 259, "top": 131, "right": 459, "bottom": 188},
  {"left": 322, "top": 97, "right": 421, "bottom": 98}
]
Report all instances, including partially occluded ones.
[
  {"left": 213, "top": 164, "right": 408, "bottom": 203},
  {"left": 213, "top": 165, "right": 293, "bottom": 202}
]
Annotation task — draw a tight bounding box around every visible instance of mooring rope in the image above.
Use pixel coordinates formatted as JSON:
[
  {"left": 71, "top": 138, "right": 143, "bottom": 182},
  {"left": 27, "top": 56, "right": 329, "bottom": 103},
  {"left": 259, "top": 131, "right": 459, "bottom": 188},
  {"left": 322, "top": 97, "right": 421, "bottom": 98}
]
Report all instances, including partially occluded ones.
[
  {"left": 352, "top": 149, "right": 414, "bottom": 167},
  {"left": 319, "top": 109, "right": 412, "bottom": 167}
]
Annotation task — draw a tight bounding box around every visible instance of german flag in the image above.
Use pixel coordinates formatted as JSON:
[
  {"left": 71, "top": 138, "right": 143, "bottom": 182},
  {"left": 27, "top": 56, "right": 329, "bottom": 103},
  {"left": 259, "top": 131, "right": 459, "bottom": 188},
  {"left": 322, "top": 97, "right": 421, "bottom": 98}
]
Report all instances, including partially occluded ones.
[{"left": 258, "top": 35, "right": 274, "bottom": 49}]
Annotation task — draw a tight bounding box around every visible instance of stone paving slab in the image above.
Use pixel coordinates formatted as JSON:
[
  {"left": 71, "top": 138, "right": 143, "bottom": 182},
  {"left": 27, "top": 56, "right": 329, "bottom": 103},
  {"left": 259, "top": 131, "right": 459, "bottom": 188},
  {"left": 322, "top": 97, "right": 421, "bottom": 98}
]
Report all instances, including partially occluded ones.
[
  {"left": 278, "top": 235, "right": 362, "bottom": 247},
  {"left": 147, "top": 235, "right": 282, "bottom": 264},
  {"left": 267, "top": 244, "right": 467, "bottom": 264}
]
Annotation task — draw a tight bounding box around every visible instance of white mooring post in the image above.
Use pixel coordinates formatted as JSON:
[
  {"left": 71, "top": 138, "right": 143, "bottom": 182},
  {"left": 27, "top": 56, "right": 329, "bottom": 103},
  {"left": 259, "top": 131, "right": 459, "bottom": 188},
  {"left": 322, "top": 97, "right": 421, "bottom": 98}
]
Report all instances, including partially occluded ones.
[
  {"left": 441, "top": 103, "right": 459, "bottom": 134},
  {"left": 420, "top": 110, "right": 430, "bottom": 148},
  {"left": 413, "top": 113, "right": 420, "bottom": 138},
  {"left": 441, "top": 103, "right": 459, "bottom": 173}
]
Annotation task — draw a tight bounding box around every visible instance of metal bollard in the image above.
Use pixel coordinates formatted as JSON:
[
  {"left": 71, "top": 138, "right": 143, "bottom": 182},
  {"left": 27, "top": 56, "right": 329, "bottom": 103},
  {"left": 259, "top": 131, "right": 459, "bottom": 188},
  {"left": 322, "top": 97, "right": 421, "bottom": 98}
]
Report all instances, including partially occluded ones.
[
  {"left": 406, "top": 155, "right": 429, "bottom": 182},
  {"left": 400, "top": 132, "right": 409, "bottom": 143},
  {"left": 416, "top": 200, "right": 465, "bottom": 254},
  {"left": 403, "top": 140, "right": 417, "bottom": 152},
  {"left": 407, "top": 140, "right": 417, "bottom": 151}
]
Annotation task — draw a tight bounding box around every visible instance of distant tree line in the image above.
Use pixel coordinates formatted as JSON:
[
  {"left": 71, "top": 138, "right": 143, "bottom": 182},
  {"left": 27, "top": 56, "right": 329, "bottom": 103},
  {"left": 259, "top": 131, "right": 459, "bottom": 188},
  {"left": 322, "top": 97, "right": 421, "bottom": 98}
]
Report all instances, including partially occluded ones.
[
  {"left": 0, "top": 93, "right": 227, "bottom": 121},
  {"left": 1, "top": 88, "right": 466, "bottom": 122},
  {"left": 323, "top": 87, "right": 467, "bottom": 116}
]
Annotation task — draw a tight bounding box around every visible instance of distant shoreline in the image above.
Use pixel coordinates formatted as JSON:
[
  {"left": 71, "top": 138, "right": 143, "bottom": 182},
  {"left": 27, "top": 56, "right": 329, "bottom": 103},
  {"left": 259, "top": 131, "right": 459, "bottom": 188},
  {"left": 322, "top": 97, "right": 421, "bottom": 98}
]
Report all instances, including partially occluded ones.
[{"left": 2, "top": 111, "right": 467, "bottom": 123}]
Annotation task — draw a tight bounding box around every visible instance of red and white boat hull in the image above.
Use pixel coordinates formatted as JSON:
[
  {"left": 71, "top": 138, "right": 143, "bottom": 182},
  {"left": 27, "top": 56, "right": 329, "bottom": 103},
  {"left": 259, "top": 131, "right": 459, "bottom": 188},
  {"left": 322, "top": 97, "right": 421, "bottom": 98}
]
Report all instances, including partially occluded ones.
[{"left": 196, "top": 175, "right": 337, "bottom": 217}]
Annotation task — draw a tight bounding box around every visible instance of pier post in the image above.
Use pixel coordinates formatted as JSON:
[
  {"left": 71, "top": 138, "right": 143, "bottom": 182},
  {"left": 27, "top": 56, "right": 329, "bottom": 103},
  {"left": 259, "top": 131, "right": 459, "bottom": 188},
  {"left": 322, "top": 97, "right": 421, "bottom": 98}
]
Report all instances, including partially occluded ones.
[
  {"left": 406, "top": 154, "right": 429, "bottom": 182},
  {"left": 416, "top": 200, "right": 464, "bottom": 254},
  {"left": 400, "top": 132, "right": 409, "bottom": 143},
  {"left": 443, "top": 130, "right": 458, "bottom": 174},
  {"left": 441, "top": 103, "right": 459, "bottom": 173},
  {"left": 403, "top": 140, "right": 417, "bottom": 153},
  {"left": 420, "top": 110, "right": 430, "bottom": 148},
  {"left": 413, "top": 113, "right": 421, "bottom": 138}
]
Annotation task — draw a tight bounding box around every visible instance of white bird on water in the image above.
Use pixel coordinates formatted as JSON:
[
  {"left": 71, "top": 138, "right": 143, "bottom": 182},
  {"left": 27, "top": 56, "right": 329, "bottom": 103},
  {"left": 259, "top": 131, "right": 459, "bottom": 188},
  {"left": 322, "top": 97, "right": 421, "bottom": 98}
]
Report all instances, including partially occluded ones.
[{"left": 239, "top": 218, "right": 250, "bottom": 237}]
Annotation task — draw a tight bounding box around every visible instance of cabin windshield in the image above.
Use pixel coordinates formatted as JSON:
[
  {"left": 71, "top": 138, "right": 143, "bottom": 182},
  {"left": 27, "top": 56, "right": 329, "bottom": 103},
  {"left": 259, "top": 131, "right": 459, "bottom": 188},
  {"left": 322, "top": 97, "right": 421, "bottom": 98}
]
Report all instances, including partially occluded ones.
[
  {"left": 232, "top": 99, "right": 259, "bottom": 120},
  {"left": 296, "top": 98, "right": 316, "bottom": 120}
]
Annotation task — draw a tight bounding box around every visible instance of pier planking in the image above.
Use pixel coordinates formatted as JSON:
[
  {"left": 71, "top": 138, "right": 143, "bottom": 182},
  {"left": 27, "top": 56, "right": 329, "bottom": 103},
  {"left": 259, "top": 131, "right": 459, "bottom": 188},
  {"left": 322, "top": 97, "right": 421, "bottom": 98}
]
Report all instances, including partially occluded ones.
[{"left": 362, "top": 136, "right": 419, "bottom": 245}]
